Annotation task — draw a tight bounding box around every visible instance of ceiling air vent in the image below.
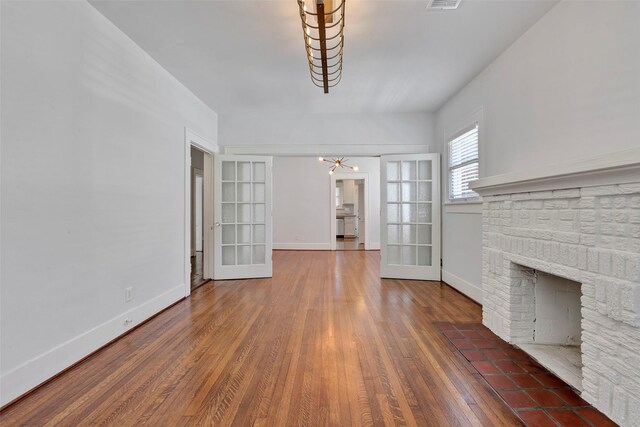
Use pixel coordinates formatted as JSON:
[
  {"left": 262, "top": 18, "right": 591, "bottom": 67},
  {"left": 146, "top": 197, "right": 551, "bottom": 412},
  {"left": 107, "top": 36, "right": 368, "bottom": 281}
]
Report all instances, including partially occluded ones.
[{"left": 427, "top": 0, "right": 462, "bottom": 10}]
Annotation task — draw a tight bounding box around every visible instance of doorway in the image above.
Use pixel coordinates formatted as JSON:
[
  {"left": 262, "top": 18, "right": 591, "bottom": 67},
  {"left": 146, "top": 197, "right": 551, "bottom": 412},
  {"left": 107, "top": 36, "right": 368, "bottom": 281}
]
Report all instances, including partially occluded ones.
[
  {"left": 330, "top": 173, "right": 370, "bottom": 251},
  {"left": 190, "top": 147, "right": 208, "bottom": 290},
  {"left": 184, "top": 128, "right": 217, "bottom": 297}
]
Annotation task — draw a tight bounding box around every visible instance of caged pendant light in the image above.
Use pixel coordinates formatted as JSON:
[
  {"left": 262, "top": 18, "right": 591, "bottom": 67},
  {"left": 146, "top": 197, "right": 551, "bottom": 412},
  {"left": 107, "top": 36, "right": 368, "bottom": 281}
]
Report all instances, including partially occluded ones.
[{"left": 297, "top": 0, "right": 346, "bottom": 93}]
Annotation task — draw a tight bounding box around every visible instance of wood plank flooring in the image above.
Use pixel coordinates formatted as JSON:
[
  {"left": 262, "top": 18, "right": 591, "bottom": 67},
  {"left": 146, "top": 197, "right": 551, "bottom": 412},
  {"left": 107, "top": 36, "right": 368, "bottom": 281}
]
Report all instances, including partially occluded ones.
[
  {"left": 336, "top": 237, "right": 364, "bottom": 251},
  {"left": 0, "top": 251, "right": 522, "bottom": 426}
]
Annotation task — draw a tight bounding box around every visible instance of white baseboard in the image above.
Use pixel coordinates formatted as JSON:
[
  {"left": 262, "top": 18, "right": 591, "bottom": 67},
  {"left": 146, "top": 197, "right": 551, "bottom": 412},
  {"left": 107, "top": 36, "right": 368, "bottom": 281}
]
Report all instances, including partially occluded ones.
[
  {"left": 273, "top": 243, "right": 331, "bottom": 250},
  {"left": 367, "top": 242, "right": 381, "bottom": 250},
  {"left": 442, "top": 270, "right": 483, "bottom": 304},
  {"left": 0, "top": 284, "right": 184, "bottom": 407}
]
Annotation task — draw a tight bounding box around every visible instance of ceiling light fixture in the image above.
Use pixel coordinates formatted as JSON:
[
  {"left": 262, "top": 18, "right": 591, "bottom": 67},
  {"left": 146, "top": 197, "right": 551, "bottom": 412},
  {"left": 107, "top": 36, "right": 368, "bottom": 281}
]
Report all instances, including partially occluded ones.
[
  {"left": 319, "top": 157, "right": 358, "bottom": 174},
  {"left": 297, "top": 0, "right": 346, "bottom": 93}
]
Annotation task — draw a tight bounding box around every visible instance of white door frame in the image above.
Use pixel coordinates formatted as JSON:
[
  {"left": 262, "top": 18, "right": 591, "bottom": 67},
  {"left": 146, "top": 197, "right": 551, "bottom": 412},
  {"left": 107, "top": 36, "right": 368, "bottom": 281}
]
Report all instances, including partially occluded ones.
[
  {"left": 330, "top": 172, "right": 370, "bottom": 250},
  {"left": 184, "top": 128, "right": 218, "bottom": 297}
]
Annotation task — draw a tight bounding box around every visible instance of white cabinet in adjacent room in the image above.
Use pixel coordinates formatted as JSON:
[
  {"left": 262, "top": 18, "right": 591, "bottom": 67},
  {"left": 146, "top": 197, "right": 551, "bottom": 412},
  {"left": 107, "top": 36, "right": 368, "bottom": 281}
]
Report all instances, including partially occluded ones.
[
  {"left": 342, "top": 180, "right": 356, "bottom": 205},
  {"left": 344, "top": 216, "right": 356, "bottom": 237}
]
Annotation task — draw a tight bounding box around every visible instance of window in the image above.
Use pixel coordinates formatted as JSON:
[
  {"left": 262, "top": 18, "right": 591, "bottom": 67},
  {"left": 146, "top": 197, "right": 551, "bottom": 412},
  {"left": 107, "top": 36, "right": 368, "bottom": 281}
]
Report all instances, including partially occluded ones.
[
  {"left": 336, "top": 185, "right": 341, "bottom": 207},
  {"left": 448, "top": 123, "right": 479, "bottom": 201}
]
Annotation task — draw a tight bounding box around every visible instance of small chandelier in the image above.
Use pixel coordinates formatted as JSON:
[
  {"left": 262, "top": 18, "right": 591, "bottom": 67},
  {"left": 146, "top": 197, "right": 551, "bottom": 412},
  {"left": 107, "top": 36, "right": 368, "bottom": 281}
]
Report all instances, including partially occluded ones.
[
  {"left": 297, "top": 0, "right": 346, "bottom": 93},
  {"left": 319, "top": 157, "right": 358, "bottom": 174}
]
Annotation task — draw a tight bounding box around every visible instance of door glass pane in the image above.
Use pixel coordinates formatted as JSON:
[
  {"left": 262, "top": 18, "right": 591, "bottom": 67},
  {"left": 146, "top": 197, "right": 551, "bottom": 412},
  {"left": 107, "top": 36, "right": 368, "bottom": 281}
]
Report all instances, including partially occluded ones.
[
  {"left": 388, "top": 225, "right": 400, "bottom": 244},
  {"left": 388, "top": 245, "right": 401, "bottom": 265},
  {"left": 418, "top": 160, "right": 432, "bottom": 180},
  {"left": 418, "top": 246, "right": 432, "bottom": 266},
  {"left": 237, "top": 162, "right": 251, "bottom": 181},
  {"left": 253, "top": 224, "right": 265, "bottom": 243},
  {"left": 402, "top": 161, "right": 416, "bottom": 181},
  {"left": 387, "top": 204, "right": 400, "bottom": 223},
  {"left": 417, "top": 203, "right": 432, "bottom": 223},
  {"left": 387, "top": 183, "right": 400, "bottom": 202},
  {"left": 417, "top": 225, "right": 432, "bottom": 244},
  {"left": 238, "top": 225, "right": 251, "bottom": 244},
  {"left": 387, "top": 161, "right": 400, "bottom": 181},
  {"left": 222, "top": 225, "right": 235, "bottom": 244},
  {"left": 222, "top": 161, "right": 235, "bottom": 181},
  {"left": 253, "top": 204, "right": 265, "bottom": 223},
  {"left": 402, "top": 225, "right": 416, "bottom": 244},
  {"left": 253, "top": 183, "right": 266, "bottom": 203},
  {"left": 401, "top": 204, "right": 416, "bottom": 223},
  {"left": 222, "top": 203, "right": 235, "bottom": 223},
  {"left": 237, "top": 245, "right": 251, "bottom": 265},
  {"left": 222, "top": 183, "right": 235, "bottom": 202},
  {"left": 237, "top": 203, "right": 251, "bottom": 223},
  {"left": 253, "top": 245, "right": 266, "bottom": 264},
  {"left": 402, "top": 183, "right": 416, "bottom": 202},
  {"left": 238, "top": 183, "right": 251, "bottom": 202},
  {"left": 418, "top": 183, "right": 432, "bottom": 202},
  {"left": 222, "top": 246, "right": 235, "bottom": 265},
  {"left": 253, "top": 162, "right": 266, "bottom": 182},
  {"left": 402, "top": 246, "right": 416, "bottom": 265}
]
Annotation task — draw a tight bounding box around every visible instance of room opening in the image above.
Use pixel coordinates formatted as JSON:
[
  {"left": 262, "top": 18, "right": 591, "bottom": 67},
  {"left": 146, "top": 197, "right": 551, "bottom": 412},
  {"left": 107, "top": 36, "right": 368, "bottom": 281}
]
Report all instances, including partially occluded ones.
[
  {"left": 332, "top": 175, "right": 368, "bottom": 251},
  {"left": 190, "top": 146, "right": 209, "bottom": 290}
]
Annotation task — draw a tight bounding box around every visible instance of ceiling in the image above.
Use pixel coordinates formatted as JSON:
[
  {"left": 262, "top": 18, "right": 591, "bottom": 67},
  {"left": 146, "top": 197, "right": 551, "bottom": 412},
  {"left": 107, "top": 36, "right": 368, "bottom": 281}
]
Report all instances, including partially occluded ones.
[{"left": 90, "top": 0, "right": 557, "bottom": 115}]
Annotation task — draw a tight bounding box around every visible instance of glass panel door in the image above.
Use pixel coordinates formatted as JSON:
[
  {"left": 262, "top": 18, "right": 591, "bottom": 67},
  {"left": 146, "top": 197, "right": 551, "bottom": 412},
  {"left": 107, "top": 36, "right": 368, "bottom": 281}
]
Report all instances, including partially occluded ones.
[
  {"left": 381, "top": 154, "right": 440, "bottom": 280},
  {"left": 214, "top": 155, "right": 272, "bottom": 279}
]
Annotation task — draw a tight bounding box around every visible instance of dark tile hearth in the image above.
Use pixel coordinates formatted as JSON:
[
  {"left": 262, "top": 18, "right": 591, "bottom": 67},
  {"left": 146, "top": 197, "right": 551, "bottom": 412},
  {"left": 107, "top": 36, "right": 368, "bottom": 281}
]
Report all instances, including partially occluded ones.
[{"left": 435, "top": 322, "right": 618, "bottom": 427}]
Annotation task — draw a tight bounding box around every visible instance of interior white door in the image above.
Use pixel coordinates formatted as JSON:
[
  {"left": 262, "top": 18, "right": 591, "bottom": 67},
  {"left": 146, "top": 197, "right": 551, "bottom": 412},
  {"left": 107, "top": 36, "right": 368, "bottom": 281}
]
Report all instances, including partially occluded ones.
[
  {"left": 214, "top": 155, "right": 272, "bottom": 280},
  {"left": 380, "top": 154, "right": 440, "bottom": 280}
]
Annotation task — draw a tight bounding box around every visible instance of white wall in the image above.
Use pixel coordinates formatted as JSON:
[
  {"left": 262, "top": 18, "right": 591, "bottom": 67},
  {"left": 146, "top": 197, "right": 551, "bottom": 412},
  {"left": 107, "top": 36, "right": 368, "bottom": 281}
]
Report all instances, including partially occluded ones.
[
  {"left": 273, "top": 157, "right": 380, "bottom": 250},
  {"left": 436, "top": 1, "right": 640, "bottom": 299},
  {"left": 220, "top": 112, "right": 434, "bottom": 146},
  {"left": 0, "top": 1, "right": 218, "bottom": 406}
]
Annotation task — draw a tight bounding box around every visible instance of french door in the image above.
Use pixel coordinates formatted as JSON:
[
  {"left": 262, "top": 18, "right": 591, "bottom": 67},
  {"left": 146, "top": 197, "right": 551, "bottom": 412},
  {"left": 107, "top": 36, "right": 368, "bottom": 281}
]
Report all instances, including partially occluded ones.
[
  {"left": 380, "top": 154, "right": 440, "bottom": 280},
  {"left": 213, "top": 155, "right": 272, "bottom": 280}
]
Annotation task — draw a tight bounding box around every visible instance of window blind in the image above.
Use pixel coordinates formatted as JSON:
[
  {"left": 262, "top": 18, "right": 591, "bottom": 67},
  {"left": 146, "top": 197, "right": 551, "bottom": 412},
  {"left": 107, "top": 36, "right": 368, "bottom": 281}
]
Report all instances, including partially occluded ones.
[{"left": 448, "top": 124, "right": 479, "bottom": 200}]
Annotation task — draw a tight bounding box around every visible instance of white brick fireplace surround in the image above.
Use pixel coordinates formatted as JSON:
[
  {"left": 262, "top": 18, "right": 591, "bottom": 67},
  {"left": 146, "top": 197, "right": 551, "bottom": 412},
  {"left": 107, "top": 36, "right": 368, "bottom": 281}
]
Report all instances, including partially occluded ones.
[{"left": 470, "top": 148, "right": 640, "bottom": 427}]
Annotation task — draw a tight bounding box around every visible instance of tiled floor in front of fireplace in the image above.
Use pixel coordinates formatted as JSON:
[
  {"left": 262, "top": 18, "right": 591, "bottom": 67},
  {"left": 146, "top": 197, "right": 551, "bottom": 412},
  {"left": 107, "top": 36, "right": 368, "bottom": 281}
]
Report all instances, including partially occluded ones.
[{"left": 435, "top": 322, "right": 618, "bottom": 427}]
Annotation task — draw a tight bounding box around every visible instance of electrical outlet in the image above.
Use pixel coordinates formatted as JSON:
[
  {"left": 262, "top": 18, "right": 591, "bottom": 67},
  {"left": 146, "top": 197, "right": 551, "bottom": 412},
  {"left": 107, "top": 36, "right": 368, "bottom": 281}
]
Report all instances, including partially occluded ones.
[
  {"left": 124, "top": 318, "right": 133, "bottom": 326},
  {"left": 125, "top": 287, "right": 133, "bottom": 302}
]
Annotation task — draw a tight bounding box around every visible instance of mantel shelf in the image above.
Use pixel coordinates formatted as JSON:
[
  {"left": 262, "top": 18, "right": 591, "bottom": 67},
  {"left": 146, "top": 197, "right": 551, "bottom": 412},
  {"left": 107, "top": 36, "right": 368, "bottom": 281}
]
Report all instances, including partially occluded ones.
[{"left": 469, "top": 147, "right": 640, "bottom": 196}]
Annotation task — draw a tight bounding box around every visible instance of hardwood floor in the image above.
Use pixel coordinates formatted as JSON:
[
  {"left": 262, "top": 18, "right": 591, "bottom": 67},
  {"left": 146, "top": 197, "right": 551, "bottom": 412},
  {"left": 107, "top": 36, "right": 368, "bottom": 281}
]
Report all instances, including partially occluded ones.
[
  {"left": 0, "top": 251, "right": 522, "bottom": 426},
  {"left": 336, "top": 236, "right": 364, "bottom": 251}
]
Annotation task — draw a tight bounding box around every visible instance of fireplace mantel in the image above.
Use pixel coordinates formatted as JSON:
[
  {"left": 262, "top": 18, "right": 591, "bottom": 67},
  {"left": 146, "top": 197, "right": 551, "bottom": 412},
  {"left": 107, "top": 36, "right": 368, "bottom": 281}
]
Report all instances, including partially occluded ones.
[{"left": 470, "top": 147, "right": 640, "bottom": 196}]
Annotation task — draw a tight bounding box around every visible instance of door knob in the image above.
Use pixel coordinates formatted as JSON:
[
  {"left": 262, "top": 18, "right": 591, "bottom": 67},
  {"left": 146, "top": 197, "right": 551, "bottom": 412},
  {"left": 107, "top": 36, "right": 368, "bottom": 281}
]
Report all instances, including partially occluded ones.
[{"left": 215, "top": 222, "right": 221, "bottom": 227}]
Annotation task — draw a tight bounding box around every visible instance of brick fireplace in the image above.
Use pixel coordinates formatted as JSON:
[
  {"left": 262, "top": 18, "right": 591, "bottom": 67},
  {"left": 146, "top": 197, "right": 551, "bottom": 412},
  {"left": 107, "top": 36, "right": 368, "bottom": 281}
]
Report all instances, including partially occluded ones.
[{"left": 471, "top": 154, "right": 640, "bottom": 426}]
